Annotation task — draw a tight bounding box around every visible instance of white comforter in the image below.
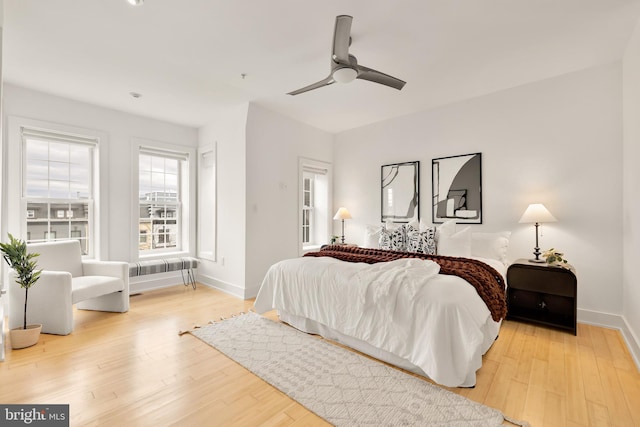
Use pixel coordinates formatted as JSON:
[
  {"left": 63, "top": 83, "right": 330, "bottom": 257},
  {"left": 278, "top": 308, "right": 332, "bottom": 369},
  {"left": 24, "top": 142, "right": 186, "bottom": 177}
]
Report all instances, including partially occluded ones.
[{"left": 254, "top": 255, "right": 505, "bottom": 387}]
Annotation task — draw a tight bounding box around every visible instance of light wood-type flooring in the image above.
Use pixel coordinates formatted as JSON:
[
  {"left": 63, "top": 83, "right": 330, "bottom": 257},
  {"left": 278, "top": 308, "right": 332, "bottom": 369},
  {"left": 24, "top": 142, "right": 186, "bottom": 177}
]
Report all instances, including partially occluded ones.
[{"left": 1, "top": 284, "right": 639, "bottom": 426}]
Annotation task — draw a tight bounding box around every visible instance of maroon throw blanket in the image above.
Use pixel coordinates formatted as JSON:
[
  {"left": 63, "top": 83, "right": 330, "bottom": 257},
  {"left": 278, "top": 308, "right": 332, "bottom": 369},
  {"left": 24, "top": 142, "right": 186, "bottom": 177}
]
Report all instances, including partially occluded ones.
[{"left": 305, "top": 245, "right": 507, "bottom": 321}]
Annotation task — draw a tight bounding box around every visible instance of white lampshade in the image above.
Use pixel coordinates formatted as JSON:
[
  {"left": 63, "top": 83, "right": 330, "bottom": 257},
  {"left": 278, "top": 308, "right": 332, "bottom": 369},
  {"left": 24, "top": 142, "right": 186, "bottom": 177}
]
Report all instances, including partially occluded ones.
[
  {"left": 333, "top": 207, "right": 352, "bottom": 220},
  {"left": 333, "top": 67, "right": 358, "bottom": 84},
  {"left": 519, "top": 203, "right": 557, "bottom": 224}
]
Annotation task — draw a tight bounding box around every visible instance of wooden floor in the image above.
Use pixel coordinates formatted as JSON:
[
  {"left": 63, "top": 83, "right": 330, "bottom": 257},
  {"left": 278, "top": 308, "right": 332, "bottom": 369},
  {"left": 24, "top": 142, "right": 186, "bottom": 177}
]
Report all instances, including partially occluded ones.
[{"left": 1, "top": 285, "right": 639, "bottom": 426}]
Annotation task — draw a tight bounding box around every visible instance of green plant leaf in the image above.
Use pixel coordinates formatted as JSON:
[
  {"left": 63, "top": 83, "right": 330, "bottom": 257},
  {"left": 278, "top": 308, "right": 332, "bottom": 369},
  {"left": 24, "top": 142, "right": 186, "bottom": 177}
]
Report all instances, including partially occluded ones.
[{"left": 0, "top": 233, "right": 41, "bottom": 328}]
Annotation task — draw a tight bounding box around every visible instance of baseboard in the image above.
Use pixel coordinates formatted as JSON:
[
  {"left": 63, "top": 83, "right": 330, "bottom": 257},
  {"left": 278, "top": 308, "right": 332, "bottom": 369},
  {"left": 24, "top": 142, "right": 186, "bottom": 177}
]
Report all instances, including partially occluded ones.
[
  {"left": 129, "top": 271, "right": 249, "bottom": 300},
  {"left": 244, "top": 283, "right": 261, "bottom": 300},
  {"left": 578, "top": 308, "right": 640, "bottom": 371},
  {"left": 621, "top": 317, "right": 640, "bottom": 371},
  {"left": 129, "top": 271, "right": 188, "bottom": 294},
  {"left": 196, "top": 273, "right": 245, "bottom": 299}
]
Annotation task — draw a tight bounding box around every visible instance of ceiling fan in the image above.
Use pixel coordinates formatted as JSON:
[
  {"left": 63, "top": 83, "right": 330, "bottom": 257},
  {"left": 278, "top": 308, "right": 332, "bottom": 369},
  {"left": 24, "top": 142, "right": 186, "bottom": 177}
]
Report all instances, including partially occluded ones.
[{"left": 287, "top": 15, "right": 406, "bottom": 96}]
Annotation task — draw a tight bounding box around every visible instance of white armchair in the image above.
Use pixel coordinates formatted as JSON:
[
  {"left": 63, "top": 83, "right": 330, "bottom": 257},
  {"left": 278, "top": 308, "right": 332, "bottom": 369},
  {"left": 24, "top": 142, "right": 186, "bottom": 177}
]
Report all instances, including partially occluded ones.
[{"left": 8, "top": 240, "right": 129, "bottom": 335}]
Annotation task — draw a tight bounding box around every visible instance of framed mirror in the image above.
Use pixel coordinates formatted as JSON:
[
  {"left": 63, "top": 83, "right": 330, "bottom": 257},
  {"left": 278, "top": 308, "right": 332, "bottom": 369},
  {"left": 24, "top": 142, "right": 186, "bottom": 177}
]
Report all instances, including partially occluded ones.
[{"left": 381, "top": 161, "right": 419, "bottom": 222}]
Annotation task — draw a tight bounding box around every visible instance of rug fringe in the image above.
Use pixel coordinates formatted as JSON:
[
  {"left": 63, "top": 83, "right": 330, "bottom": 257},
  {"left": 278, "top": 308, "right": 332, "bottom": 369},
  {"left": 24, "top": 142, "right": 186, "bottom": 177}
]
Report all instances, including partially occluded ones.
[
  {"left": 503, "top": 415, "right": 531, "bottom": 427},
  {"left": 178, "top": 311, "right": 248, "bottom": 336}
]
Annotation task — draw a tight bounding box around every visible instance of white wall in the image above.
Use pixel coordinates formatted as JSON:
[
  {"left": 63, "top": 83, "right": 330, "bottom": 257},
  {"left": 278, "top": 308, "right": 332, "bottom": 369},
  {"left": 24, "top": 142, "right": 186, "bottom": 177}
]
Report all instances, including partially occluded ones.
[
  {"left": 622, "top": 19, "right": 640, "bottom": 362},
  {"left": 334, "top": 63, "right": 623, "bottom": 318},
  {"left": 196, "top": 104, "right": 249, "bottom": 297},
  {"left": 197, "top": 103, "right": 333, "bottom": 299},
  {"left": 198, "top": 104, "right": 333, "bottom": 298},
  {"left": 2, "top": 84, "right": 198, "bottom": 285},
  {"left": 244, "top": 103, "right": 333, "bottom": 297}
]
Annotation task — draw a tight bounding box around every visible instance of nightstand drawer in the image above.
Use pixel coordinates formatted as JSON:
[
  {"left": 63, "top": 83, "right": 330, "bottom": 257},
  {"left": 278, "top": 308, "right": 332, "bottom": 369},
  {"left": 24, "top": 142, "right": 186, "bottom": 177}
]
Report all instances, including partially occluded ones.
[
  {"left": 508, "top": 289, "right": 575, "bottom": 315},
  {"left": 507, "top": 266, "right": 576, "bottom": 297}
]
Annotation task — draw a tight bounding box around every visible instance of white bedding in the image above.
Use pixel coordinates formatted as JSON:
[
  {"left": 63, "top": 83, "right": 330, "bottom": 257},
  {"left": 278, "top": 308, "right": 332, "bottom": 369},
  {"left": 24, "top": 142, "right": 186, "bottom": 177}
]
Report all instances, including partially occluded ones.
[{"left": 254, "top": 255, "right": 506, "bottom": 387}]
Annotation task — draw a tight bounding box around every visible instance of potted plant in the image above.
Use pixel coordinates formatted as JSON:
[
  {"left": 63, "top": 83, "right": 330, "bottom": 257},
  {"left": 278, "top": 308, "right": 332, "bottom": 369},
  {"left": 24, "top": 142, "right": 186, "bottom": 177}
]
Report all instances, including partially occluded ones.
[
  {"left": 0, "top": 233, "right": 42, "bottom": 349},
  {"left": 542, "top": 248, "right": 569, "bottom": 267}
]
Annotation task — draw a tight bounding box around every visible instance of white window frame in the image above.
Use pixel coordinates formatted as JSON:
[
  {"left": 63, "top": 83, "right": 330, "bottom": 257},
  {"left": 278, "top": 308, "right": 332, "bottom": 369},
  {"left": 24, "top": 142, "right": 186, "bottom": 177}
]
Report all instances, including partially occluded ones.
[
  {"left": 131, "top": 139, "right": 196, "bottom": 260},
  {"left": 6, "top": 116, "right": 106, "bottom": 259},
  {"left": 299, "top": 158, "right": 332, "bottom": 254},
  {"left": 197, "top": 144, "right": 216, "bottom": 261},
  {"left": 21, "top": 129, "right": 96, "bottom": 255},
  {"left": 302, "top": 174, "right": 314, "bottom": 245}
]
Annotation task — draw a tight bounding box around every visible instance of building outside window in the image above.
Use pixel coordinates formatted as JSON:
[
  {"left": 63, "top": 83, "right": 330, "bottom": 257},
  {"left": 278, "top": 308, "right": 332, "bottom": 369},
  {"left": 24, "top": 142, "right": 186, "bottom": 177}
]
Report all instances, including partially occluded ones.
[
  {"left": 138, "top": 150, "right": 185, "bottom": 254},
  {"left": 22, "top": 129, "right": 95, "bottom": 255}
]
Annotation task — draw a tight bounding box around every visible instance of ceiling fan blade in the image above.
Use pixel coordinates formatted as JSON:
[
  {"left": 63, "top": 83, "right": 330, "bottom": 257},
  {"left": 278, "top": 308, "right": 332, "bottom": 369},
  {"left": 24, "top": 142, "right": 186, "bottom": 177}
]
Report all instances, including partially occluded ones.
[
  {"left": 356, "top": 65, "right": 406, "bottom": 90},
  {"left": 287, "top": 75, "right": 335, "bottom": 96},
  {"left": 286, "top": 15, "right": 408, "bottom": 95},
  {"left": 332, "top": 15, "right": 353, "bottom": 63}
]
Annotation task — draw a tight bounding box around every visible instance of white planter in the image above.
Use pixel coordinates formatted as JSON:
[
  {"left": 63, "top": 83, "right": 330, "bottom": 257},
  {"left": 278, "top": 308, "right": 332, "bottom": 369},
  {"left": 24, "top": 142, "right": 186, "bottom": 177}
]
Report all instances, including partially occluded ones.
[{"left": 9, "top": 324, "right": 42, "bottom": 349}]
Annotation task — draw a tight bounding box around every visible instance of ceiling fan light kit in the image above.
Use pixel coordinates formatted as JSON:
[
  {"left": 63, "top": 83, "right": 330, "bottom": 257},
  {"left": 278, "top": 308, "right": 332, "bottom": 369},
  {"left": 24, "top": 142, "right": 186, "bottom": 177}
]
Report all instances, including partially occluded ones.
[
  {"left": 333, "top": 67, "right": 358, "bottom": 83},
  {"left": 288, "top": 15, "right": 406, "bottom": 95}
]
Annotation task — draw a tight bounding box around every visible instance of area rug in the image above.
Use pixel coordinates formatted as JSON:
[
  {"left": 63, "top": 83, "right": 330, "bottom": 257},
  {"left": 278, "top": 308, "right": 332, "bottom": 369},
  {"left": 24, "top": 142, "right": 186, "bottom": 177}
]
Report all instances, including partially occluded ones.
[{"left": 188, "top": 312, "right": 527, "bottom": 427}]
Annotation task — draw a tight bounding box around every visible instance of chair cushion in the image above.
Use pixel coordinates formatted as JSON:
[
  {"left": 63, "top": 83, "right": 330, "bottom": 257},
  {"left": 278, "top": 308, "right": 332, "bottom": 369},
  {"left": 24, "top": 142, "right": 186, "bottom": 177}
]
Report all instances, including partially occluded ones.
[
  {"left": 27, "top": 240, "right": 84, "bottom": 277},
  {"left": 71, "top": 276, "right": 124, "bottom": 304}
]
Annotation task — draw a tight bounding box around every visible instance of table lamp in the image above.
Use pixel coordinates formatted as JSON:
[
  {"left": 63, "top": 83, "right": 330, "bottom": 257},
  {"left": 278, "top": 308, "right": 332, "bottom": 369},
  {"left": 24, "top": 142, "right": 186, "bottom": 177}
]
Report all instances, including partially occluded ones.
[
  {"left": 519, "top": 203, "right": 557, "bottom": 263},
  {"left": 333, "top": 207, "right": 352, "bottom": 244}
]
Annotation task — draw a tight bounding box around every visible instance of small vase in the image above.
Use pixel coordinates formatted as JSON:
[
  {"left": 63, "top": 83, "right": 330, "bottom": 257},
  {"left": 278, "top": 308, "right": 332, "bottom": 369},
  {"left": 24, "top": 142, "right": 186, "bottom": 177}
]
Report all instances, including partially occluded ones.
[{"left": 10, "top": 324, "right": 42, "bottom": 349}]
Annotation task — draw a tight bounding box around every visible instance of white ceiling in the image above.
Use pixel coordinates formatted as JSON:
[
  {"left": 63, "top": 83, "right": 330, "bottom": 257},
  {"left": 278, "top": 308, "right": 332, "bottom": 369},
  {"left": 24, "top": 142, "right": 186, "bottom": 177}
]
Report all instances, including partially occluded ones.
[{"left": 4, "top": 0, "right": 640, "bottom": 133}]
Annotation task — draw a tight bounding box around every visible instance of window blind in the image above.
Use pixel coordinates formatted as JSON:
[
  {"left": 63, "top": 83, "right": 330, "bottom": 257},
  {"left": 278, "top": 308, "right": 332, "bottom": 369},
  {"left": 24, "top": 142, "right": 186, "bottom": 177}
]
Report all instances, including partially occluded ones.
[
  {"left": 302, "top": 165, "right": 328, "bottom": 175},
  {"left": 140, "top": 146, "right": 189, "bottom": 161},
  {"left": 21, "top": 127, "right": 99, "bottom": 146}
]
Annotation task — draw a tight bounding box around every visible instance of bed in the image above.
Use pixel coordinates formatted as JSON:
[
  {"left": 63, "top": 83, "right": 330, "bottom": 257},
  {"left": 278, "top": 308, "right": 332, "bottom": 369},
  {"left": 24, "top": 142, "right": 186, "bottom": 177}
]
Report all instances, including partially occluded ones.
[{"left": 254, "top": 243, "right": 508, "bottom": 388}]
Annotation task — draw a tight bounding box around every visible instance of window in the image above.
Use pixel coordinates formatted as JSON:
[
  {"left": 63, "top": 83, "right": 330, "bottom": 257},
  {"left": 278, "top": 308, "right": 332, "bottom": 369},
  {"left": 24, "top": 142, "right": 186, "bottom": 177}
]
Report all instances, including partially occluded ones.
[
  {"left": 138, "top": 149, "right": 187, "bottom": 255},
  {"left": 302, "top": 174, "right": 313, "bottom": 244},
  {"left": 22, "top": 128, "right": 96, "bottom": 255},
  {"left": 299, "top": 159, "right": 331, "bottom": 252}
]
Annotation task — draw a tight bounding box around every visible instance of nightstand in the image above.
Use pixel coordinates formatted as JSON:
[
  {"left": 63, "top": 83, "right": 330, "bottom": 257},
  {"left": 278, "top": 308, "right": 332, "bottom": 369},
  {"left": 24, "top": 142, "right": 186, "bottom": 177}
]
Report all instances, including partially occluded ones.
[{"left": 506, "top": 259, "right": 577, "bottom": 335}]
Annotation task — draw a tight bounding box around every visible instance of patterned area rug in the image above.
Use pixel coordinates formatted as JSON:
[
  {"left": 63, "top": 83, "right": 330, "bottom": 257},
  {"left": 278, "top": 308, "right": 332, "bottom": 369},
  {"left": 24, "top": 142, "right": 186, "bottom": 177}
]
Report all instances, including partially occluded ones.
[{"left": 189, "top": 312, "right": 527, "bottom": 427}]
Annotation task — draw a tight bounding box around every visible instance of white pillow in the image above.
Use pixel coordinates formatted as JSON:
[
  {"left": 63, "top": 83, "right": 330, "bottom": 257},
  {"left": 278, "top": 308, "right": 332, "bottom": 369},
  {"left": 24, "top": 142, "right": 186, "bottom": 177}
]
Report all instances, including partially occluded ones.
[
  {"left": 384, "top": 220, "right": 402, "bottom": 230},
  {"left": 419, "top": 218, "right": 434, "bottom": 232},
  {"left": 437, "top": 226, "right": 471, "bottom": 257},
  {"left": 435, "top": 219, "right": 457, "bottom": 243},
  {"left": 363, "top": 225, "right": 382, "bottom": 249},
  {"left": 471, "top": 231, "right": 511, "bottom": 265}
]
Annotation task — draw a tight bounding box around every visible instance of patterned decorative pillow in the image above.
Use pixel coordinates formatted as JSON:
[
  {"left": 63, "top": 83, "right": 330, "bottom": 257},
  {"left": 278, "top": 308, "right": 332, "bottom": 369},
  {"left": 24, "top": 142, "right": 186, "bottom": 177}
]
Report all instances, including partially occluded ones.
[
  {"left": 406, "top": 221, "right": 420, "bottom": 235},
  {"left": 379, "top": 223, "right": 407, "bottom": 251},
  {"left": 407, "top": 227, "right": 437, "bottom": 255}
]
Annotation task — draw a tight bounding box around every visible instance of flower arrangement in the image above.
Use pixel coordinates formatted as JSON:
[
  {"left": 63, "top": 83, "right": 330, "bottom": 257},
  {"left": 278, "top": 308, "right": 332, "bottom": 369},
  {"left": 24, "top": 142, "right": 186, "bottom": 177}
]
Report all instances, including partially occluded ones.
[{"left": 542, "top": 248, "right": 568, "bottom": 266}]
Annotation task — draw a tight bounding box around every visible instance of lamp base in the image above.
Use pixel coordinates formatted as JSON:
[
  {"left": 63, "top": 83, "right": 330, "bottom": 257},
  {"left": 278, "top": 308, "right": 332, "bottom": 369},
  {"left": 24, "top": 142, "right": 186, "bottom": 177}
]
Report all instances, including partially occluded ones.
[{"left": 531, "top": 241, "right": 543, "bottom": 263}]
